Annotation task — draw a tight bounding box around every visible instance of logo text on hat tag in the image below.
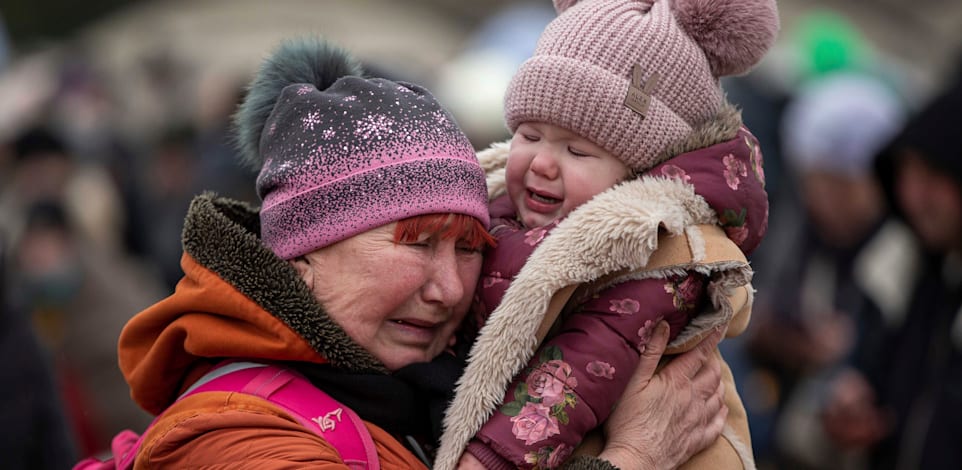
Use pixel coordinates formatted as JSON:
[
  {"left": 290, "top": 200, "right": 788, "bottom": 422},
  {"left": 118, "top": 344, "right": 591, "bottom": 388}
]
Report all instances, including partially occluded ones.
[{"left": 625, "top": 65, "right": 660, "bottom": 119}]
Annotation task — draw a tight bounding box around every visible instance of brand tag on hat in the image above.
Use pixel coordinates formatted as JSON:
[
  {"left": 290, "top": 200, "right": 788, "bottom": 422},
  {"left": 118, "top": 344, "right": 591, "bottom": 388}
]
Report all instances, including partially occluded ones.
[{"left": 625, "top": 65, "right": 660, "bottom": 119}]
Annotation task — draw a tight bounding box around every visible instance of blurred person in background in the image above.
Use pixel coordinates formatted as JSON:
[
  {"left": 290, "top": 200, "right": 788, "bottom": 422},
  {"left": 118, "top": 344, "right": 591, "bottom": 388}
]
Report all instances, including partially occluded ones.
[
  {"left": 8, "top": 197, "right": 163, "bottom": 459},
  {"left": 135, "top": 123, "right": 202, "bottom": 290},
  {"left": 747, "top": 70, "right": 908, "bottom": 470},
  {"left": 0, "top": 123, "right": 128, "bottom": 254},
  {"left": 0, "top": 127, "right": 74, "bottom": 247},
  {"left": 820, "top": 64, "right": 962, "bottom": 470},
  {"left": 0, "top": 43, "right": 212, "bottom": 463},
  {"left": 193, "top": 75, "right": 258, "bottom": 204},
  {"left": 47, "top": 54, "right": 145, "bottom": 256},
  {"left": 0, "top": 215, "right": 78, "bottom": 469},
  {"left": 726, "top": 12, "right": 916, "bottom": 467}
]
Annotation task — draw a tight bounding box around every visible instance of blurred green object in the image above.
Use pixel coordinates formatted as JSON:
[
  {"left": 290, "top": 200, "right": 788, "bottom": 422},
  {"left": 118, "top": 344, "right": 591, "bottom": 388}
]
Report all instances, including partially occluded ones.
[{"left": 795, "top": 10, "right": 869, "bottom": 78}]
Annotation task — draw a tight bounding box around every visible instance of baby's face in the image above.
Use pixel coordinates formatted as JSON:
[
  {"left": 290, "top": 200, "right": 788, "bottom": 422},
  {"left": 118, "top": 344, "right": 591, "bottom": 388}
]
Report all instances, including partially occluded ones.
[{"left": 506, "top": 122, "right": 629, "bottom": 228}]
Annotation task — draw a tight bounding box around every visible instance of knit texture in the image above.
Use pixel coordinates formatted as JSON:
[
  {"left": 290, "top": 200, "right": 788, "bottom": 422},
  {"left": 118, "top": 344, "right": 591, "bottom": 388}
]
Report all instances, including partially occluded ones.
[
  {"left": 505, "top": 0, "right": 779, "bottom": 172},
  {"left": 236, "top": 38, "right": 490, "bottom": 260}
]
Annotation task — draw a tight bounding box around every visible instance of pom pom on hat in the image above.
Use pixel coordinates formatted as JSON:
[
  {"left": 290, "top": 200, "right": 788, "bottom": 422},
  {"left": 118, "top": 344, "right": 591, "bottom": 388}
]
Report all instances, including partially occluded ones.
[
  {"left": 671, "top": 0, "right": 780, "bottom": 77},
  {"left": 233, "top": 37, "right": 363, "bottom": 169},
  {"left": 552, "top": 0, "right": 582, "bottom": 13}
]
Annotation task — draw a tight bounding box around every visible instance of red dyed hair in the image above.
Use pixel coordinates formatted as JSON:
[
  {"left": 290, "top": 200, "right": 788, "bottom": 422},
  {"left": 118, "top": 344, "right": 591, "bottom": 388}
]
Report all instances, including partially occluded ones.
[{"left": 394, "top": 213, "right": 495, "bottom": 250}]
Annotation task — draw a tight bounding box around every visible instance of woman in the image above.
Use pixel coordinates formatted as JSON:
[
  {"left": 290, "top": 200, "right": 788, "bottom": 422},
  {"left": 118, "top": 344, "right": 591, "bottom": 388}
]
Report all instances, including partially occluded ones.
[{"left": 116, "top": 37, "right": 727, "bottom": 469}]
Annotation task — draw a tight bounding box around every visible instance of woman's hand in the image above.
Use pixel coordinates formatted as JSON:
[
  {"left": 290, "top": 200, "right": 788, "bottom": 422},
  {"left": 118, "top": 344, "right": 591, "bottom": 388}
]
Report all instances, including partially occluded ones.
[{"left": 599, "top": 323, "right": 727, "bottom": 470}]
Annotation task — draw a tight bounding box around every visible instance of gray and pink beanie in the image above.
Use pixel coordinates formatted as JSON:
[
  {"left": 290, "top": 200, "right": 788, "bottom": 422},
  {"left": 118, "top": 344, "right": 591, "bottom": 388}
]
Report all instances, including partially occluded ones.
[
  {"left": 505, "top": 0, "right": 780, "bottom": 173},
  {"left": 234, "top": 37, "right": 489, "bottom": 260}
]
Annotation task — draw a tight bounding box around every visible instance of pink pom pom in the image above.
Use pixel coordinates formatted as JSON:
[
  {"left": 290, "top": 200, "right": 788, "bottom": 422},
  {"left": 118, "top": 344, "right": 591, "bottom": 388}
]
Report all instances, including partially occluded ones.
[
  {"left": 553, "top": 0, "right": 582, "bottom": 13},
  {"left": 671, "top": 0, "right": 780, "bottom": 77}
]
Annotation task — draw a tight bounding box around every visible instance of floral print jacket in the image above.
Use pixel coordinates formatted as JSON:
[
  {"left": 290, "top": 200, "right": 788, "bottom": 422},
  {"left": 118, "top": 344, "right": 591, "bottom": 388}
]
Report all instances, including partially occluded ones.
[
  {"left": 468, "top": 197, "right": 711, "bottom": 469},
  {"left": 434, "top": 105, "right": 766, "bottom": 470}
]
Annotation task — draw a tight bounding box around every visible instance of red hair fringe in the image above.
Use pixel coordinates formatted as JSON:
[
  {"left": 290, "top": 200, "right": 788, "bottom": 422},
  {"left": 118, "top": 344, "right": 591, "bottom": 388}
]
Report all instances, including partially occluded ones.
[{"left": 394, "top": 213, "right": 495, "bottom": 249}]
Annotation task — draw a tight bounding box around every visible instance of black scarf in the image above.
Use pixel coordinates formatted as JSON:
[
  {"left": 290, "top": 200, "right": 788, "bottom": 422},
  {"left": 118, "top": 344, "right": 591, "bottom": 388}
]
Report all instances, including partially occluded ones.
[{"left": 293, "top": 352, "right": 465, "bottom": 458}]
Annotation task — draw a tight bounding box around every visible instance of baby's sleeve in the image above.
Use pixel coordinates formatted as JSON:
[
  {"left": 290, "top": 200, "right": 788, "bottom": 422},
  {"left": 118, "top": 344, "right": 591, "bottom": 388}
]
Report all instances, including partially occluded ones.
[{"left": 466, "top": 272, "right": 707, "bottom": 469}]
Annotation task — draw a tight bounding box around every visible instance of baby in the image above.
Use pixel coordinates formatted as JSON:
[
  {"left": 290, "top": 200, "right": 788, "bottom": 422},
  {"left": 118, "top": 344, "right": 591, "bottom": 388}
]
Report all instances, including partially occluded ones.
[{"left": 437, "top": 0, "right": 779, "bottom": 469}]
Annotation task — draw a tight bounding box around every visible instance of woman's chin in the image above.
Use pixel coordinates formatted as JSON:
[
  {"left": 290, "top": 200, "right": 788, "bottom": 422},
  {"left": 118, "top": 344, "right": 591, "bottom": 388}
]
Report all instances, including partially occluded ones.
[{"left": 376, "top": 348, "right": 437, "bottom": 371}]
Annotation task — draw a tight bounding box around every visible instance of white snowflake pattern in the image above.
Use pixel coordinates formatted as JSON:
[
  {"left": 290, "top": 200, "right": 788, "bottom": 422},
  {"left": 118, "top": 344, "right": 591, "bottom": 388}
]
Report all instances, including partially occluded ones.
[
  {"left": 302, "top": 111, "right": 321, "bottom": 131},
  {"left": 275, "top": 159, "right": 294, "bottom": 173},
  {"left": 296, "top": 85, "right": 312, "bottom": 95},
  {"left": 354, "top": 114, "right": 396, "bottom": 140},
  {"left": 322, "top": 127, "right": 336, "bottom": 140}
]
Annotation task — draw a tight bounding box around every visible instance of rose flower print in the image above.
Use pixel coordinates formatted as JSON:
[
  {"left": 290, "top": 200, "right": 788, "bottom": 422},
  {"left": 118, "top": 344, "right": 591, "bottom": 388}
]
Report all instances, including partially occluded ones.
[
  {"left": 664, "top": 275, "right": 701, "bottom": 311},
  {"left": 636, "top": 318, "right": 663, "bottom": 354},
  {"left": 510, "top": 402, "right": 561, "bottom": 445},
  {"left": 659, "top": 164, "right": 691, "bottom": 183},
  {"left": 527, "top": 360, "right": 578, "bottom": 407},
  {"left": 723, "top": 153, "right": 748, "bottom": 190},
  {"left": 586, "top": 361, "right": 615, "bottom": 380},
  {"left": 499, "top": 346, "right": 581, "bottom": 449},
  {"left": 609, "top": 298, "right": 640, "bottom": 315},
  {"left": 524, "top": 442, "right": 573, "bottom": 469}
]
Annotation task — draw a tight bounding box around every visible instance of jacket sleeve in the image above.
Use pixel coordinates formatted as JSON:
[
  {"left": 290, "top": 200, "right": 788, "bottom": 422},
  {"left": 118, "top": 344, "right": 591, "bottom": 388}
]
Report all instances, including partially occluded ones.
[
  {"left": 469, "top": 272, "right": 707, "bottom": 469},
  {"left": 135, "top": 392, "right": 427, "bottom": 470}
]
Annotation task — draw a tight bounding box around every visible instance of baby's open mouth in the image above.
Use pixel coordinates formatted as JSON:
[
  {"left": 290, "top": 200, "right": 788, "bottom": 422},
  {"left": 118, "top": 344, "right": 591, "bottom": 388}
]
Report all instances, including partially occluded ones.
[{"left": 530, "top": 190, "right": 560, "bottom": 204}]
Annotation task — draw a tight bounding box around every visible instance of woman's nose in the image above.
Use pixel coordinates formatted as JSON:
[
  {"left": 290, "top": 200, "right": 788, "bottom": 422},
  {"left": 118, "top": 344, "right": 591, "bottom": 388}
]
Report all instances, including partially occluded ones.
[{"left": 422, "top": 246, "right": 467, "bottom": 307}]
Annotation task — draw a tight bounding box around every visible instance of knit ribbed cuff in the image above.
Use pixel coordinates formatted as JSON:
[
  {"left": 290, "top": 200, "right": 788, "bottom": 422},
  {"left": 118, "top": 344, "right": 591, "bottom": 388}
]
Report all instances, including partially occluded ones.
[{"left": 465, "top": 440, "right": 516, "bottom": 470}]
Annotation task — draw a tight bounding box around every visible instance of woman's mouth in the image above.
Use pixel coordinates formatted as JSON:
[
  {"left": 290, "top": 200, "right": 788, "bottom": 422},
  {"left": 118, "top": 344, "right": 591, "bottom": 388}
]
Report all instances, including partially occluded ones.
[
  {"left": 390, "top": 319, "right": 441, "bottom": 345},
  {"left": 392, "top": 319, "right": 438, "bottom": 329}
]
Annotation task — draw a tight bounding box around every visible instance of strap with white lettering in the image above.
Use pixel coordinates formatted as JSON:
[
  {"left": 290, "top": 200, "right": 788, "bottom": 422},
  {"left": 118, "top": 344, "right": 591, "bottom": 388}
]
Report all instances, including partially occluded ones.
[{"left": 185, "top": 362, "right": 380, "bottom": 470}]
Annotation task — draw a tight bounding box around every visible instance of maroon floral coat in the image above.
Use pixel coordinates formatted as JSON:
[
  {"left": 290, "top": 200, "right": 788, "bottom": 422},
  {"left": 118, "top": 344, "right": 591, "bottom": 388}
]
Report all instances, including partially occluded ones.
[{"left": 462, "top": 126, "right": 768, "bottom": 469}]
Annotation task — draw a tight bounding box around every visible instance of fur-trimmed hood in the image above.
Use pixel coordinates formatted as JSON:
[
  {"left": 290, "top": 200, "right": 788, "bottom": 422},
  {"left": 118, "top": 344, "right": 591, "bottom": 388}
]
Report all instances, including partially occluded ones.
[
  {"left": 118, "top": 193, "right": 384, "bottom": 415},
  {"left": 435, "top": 105, "right": 761, "bottom": 469}
]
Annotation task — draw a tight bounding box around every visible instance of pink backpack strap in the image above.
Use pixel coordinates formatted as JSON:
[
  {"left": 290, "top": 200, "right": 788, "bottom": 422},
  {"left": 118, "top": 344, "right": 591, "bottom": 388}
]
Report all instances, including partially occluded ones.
[
  {"left": 72, "top": 429, "right": 148, "bottom": 470},
  {"left": 110, "top": 429, "right": 148, "bottom": 470},
  {"left": 74, "top": 362, "right": 381, "bottom": 470},
  {"left": 184, "top": 362, "right": 381, "bottom": 470}
]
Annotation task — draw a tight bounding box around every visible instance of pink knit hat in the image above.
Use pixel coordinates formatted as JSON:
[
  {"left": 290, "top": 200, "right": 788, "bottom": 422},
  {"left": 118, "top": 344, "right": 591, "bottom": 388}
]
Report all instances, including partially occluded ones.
[
  {"left": 504, "top": 0, "right": 779, "bottom": 172},
  {"left": 234, "top": 38, "right": 489, "bottom": 260}
]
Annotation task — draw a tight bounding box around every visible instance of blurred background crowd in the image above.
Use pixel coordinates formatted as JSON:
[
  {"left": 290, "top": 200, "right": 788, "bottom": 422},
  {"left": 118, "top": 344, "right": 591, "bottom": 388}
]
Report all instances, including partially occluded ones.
[{"left": 1, "top": 1, "right": 961, "bottom": 469}]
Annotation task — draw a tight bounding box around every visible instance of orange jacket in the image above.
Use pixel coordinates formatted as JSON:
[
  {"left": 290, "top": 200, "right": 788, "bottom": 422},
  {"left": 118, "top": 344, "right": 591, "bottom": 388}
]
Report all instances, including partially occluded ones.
[
  {"left": 135, "top": 391, "right": 425, "bottom": 469},
  {"left": 118, "top": 194, "right": 424, "bottom": 469}
]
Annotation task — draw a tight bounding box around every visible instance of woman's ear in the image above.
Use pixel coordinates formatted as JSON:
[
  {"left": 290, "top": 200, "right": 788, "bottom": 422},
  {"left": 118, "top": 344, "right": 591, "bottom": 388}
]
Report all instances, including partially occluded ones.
[{"left": 289, "top": 256, "right": 315, "bottom": 291}]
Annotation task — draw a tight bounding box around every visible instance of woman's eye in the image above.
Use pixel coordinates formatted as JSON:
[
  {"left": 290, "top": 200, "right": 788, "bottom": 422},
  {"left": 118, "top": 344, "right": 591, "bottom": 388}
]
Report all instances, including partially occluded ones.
[
  {"left": 522, "top": 134, "right": 540, "bottom": 142},
  {"left": 456, "top": 244, "right": 482, "bottom": 254},
  {"left": 569, "top": 147, "right": 592, "bottom": 157}
]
